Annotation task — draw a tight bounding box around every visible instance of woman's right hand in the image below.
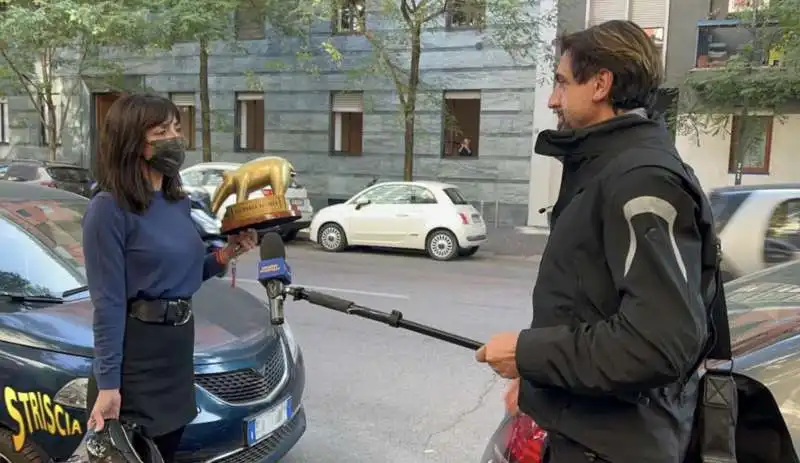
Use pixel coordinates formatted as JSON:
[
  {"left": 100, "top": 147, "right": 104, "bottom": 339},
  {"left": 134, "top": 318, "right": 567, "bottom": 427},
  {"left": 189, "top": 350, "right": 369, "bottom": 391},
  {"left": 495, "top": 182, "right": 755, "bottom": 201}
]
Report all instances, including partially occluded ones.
[{"left": 88, "top": 389, "right": 121, "bottom": 431}]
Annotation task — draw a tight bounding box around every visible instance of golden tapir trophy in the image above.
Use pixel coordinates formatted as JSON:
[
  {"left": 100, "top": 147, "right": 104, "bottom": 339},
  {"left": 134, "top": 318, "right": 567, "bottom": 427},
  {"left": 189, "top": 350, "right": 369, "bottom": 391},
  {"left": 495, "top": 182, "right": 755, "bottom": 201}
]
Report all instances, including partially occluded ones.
[{"left": 209, "top": 156, "right": 302, "bottom": 234}]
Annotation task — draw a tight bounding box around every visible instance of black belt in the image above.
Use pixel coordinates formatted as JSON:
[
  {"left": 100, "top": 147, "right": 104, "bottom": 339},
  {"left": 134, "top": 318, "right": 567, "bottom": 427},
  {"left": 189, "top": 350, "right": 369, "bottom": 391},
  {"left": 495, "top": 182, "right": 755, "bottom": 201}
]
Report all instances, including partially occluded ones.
[{"left": 128, "top": 299, "right": 193, "bottom": 326}]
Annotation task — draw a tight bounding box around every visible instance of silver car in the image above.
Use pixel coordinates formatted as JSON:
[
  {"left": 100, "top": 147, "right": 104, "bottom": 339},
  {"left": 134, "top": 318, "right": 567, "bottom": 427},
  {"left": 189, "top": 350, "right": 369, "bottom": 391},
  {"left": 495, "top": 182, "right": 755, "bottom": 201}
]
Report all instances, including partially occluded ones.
[
  {"left": 482, "top": 259, "right": 800, "bottom": 462},
  {"left": 709, "top": 184, "right": 800, "bottom": 281}
]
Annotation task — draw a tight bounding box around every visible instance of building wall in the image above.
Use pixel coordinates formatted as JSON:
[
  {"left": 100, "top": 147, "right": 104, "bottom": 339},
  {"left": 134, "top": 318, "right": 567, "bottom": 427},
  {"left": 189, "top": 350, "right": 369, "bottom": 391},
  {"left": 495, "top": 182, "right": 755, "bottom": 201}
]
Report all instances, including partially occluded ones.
[
  {"left": 560, "top": 0, "right": 711, "bottom": 87},
  {"left": 0, "top": 4, "right": 543, "bottom": 226},
  {"left": 676, "top": 114, "right": 800, "bottom": 191}
]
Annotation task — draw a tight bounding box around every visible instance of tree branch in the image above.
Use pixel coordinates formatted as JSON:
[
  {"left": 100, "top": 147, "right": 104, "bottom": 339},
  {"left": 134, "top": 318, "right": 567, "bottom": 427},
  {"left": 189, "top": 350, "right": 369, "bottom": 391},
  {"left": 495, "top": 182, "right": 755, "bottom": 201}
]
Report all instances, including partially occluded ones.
[
  {"left": 363, "top": 30, "right": 409, "bottom": 107},
  {"left": 400, "top": 0, "right": 412, "bottom": 24},
  {"left": 0, "top": 49, "right": 42, "bottom": 119}
]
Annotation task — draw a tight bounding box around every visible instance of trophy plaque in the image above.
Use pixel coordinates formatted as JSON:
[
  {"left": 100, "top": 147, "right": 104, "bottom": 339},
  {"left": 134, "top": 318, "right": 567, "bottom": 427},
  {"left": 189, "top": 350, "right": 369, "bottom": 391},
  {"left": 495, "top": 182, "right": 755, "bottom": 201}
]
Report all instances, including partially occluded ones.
[{"left": 209, "top": 156, "right": 302, "bottom": 235}]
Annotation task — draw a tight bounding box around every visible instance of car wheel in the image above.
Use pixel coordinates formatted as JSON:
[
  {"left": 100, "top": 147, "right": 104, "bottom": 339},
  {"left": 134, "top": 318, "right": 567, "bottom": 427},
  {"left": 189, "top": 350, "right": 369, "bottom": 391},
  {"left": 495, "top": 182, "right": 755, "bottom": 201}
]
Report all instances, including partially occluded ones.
[
  {"left": 318, "top": 223, "right": 347, "bottom": 252},
  {"left": 426, "top": 229, "right": 458, "bottom": 261},
  {"left": 458, "top": 246, "right": 479, "bottom": 257},
  {"left": 281, "top": 229, "right": 299, "bottom": 242},
  {"left": 0, "top": 427, "right": 45, "bottom": 463}
]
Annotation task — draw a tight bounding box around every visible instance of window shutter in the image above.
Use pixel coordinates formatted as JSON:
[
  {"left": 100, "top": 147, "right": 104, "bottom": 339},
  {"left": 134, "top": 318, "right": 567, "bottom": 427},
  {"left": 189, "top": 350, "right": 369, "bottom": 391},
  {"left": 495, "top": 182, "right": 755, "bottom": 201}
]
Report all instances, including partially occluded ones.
[
  {"left": 588, "top": 0, "right": 627, "bottom": 25},
  {"left": 444, "top": 90, "right": 481, "bottom": 100},
  {"left": 630, "top": 0, "right": 666, "bottom": 28},
  {"left": 171, "top": 93, "right": 195, "bottom": 106},
  {"left": 237, "top": 93, "right": 263, "bottom": 101},
  {"left": 332, "top": 92, "right": 363, "bottom": 113}
]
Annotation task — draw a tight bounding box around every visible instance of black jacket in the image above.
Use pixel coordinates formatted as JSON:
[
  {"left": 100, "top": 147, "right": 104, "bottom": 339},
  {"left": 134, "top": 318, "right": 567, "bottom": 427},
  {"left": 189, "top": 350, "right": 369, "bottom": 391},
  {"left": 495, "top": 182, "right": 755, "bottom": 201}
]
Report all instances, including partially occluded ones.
[{"left": 517, "top": 113, "right": 717, "bottom": 462}]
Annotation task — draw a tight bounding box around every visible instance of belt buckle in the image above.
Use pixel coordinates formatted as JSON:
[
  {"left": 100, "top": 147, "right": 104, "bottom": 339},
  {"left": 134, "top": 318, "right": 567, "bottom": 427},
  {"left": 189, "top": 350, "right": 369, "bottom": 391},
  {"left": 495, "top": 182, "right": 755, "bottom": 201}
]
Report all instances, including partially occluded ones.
[{"left": 170, "top": 300, "right": 192, "bottom": 326}]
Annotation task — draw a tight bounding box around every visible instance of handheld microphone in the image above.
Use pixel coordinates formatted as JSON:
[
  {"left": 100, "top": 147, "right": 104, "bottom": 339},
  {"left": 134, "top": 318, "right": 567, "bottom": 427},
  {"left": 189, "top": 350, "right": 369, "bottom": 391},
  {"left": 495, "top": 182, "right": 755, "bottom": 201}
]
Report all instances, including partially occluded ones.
[{"left": 257, "top": 232, "right": 292, "bottom": 325}]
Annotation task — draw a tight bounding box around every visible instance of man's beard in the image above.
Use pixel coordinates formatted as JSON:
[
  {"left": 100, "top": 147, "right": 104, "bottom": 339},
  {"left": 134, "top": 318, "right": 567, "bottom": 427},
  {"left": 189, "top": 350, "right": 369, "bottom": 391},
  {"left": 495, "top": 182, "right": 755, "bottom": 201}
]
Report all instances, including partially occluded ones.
[{"left": 554, "top": 112, "right": 570, "bottom": 130}]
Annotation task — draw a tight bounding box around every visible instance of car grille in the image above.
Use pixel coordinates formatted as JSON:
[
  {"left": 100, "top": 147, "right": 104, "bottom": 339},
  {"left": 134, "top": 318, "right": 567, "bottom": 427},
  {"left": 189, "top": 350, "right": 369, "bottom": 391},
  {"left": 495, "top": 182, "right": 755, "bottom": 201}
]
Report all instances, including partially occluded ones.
[{"left": 195, "top": 346, "right": 287, "bottom": 404}]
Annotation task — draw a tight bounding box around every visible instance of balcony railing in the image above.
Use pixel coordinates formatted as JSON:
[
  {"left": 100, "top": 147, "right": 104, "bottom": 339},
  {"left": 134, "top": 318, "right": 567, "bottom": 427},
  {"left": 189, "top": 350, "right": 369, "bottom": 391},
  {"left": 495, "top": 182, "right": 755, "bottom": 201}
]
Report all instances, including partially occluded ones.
[{"left": 694, "top": 18, "right": 784, "bottom": 70}]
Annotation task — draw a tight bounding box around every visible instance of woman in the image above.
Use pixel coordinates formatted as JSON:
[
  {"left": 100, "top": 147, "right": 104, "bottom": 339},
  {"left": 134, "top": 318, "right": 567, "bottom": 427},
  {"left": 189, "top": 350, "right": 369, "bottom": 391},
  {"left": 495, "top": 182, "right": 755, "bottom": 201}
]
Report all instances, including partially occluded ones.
[{"left": 82, "top": 94, "right": 257, "bottom": 462}]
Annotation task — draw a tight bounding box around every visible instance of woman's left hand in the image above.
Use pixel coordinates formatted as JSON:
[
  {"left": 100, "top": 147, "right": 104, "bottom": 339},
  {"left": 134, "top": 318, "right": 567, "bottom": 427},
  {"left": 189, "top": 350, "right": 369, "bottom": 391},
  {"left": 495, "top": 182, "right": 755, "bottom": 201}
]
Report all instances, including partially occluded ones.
[{"left": 224, "top": 229, "right": 258, "bottom": 261}]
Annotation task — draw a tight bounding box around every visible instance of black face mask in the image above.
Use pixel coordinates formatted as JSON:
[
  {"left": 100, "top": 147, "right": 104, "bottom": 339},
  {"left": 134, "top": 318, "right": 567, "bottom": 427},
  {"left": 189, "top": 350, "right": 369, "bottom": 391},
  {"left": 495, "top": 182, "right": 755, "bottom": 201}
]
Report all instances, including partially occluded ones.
[{"left": 146, "top": 137, "right": 185, "bottom": 177}]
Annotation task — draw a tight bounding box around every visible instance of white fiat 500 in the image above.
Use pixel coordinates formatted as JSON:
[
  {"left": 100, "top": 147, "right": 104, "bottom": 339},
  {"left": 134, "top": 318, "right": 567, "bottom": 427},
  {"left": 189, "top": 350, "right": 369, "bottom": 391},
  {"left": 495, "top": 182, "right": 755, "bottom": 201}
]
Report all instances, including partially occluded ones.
[{"left": 309, "top": 181, "right": 487, "bottom": 260}]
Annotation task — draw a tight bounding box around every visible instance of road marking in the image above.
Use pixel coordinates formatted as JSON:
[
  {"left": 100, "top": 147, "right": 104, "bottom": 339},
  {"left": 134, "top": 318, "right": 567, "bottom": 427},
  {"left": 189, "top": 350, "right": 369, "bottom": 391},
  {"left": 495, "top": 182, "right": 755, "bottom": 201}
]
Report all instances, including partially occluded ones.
[{"left": 225, "top": 278, "right": 409, "bottom": 300}]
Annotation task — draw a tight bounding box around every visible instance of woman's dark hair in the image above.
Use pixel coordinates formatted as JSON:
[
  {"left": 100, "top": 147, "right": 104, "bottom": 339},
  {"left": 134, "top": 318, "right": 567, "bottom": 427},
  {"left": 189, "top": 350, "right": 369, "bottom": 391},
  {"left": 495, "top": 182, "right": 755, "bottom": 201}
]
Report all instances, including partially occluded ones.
[
  {"left": 95, "top": 93, "right": 185, "bottom": 214},
  {"left": 558, "top": 20, "right": 664, "bottom": 110}
]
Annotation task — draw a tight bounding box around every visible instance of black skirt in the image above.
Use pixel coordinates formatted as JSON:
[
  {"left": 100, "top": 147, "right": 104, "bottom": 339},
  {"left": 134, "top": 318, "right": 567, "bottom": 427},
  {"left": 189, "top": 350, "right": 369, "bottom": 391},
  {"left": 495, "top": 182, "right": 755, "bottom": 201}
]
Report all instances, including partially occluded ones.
[{"left": 88, "top": 314, "right": 197, "bottom": 438}]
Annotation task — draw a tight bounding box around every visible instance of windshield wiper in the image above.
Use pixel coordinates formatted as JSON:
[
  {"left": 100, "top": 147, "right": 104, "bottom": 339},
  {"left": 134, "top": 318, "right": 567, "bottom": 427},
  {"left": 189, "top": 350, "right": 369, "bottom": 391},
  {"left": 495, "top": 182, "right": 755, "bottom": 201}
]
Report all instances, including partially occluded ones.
[
  {"left": 62, "top": 285, "right": 89, "bottom": 298},
  {"left": 0, "top": 292, "right": 64, "bottom": 304}
]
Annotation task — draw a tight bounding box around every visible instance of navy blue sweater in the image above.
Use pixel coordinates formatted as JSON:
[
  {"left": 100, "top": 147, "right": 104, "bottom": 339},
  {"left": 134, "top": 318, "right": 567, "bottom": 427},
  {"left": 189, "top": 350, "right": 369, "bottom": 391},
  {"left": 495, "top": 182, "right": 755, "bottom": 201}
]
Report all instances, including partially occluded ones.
[{"left": 82, "top": 191, "right": 226, "bottom": 390}]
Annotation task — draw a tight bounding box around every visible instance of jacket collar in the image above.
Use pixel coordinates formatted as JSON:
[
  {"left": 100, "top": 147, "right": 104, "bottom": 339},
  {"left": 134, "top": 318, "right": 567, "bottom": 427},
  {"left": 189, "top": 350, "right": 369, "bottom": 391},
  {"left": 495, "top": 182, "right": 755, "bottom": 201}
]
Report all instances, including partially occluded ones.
[{"left": 534, "top": 109, "right": 662, "bottom": 162}]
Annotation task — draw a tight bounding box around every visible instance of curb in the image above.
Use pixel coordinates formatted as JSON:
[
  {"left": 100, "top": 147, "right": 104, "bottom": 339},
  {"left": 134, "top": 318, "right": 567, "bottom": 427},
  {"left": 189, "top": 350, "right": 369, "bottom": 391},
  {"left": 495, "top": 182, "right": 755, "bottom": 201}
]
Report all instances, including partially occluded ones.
[{"left": 292, "top": 230, "right": 541, "bottom": 262}]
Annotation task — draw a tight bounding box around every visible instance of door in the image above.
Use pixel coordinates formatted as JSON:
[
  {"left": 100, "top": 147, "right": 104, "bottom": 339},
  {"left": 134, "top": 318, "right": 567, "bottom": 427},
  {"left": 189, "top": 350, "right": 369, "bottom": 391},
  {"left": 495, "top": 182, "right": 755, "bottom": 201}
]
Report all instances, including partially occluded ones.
[
  {"left": 94, "top": 92, "right": 122, "bottom": 162},
  {"left": 348, "top": 184, "right": 411, "bottom": 245},
  {"left": 396, "top": 185, "right": 438, "bottom": 248},
  {"left": 764, "top": 198, "right": 800, "bottom": 266}
]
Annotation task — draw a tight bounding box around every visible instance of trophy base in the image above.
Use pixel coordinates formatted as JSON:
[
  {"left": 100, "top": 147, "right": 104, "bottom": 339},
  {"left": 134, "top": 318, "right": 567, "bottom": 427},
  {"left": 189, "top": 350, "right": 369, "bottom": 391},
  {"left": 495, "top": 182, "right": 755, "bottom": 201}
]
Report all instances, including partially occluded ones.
[{"left": 220, "top": 196, "right": 301, "bottom": 236}]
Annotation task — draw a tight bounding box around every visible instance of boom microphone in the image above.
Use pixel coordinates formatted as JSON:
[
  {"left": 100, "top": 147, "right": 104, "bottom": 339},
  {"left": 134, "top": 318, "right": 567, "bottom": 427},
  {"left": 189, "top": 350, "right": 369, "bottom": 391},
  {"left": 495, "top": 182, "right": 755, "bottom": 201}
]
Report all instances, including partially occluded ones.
[{"left": 257, "top": 232, "right": 292, "bottom": 325}]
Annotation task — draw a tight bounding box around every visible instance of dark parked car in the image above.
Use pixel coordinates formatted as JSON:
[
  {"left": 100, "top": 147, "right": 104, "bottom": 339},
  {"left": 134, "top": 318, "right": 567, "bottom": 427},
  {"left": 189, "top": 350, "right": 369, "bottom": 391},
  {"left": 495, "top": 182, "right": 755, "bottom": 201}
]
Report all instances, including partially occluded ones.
[
  {"left": 0, "top": 159, "right": 94, "bottom": 198},
  {"left": 0, "top": 182, "right": 307, "bottom": 463},
  {"left": 481, "top": 259, "right": 800, "bottom": 462}
]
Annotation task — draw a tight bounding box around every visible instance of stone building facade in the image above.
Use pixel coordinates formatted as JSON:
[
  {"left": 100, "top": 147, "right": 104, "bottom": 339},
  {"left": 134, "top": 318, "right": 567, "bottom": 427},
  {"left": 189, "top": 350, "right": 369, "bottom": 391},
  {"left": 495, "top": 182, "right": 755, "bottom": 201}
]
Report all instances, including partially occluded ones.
[{"left": 1, "top": 2, "right": 555, "bottom": 227}]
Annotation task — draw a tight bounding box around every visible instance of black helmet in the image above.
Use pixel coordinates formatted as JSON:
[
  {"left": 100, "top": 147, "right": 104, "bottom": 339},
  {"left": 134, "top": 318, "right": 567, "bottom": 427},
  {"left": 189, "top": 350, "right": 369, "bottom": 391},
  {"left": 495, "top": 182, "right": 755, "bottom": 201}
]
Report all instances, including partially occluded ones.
[{"left": 66, "top": 420, "right": 164, "bottom": 463}]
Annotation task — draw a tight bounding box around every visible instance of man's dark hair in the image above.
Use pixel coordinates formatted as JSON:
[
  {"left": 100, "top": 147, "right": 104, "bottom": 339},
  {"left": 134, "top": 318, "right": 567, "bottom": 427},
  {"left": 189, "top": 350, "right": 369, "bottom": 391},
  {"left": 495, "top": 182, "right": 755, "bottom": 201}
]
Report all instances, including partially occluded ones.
[
  {"left": 558, "top": 20, "right": 664, "bottom": 110},
  {"left": 95, "top": 93, "right": 185, "bottom": 214}
]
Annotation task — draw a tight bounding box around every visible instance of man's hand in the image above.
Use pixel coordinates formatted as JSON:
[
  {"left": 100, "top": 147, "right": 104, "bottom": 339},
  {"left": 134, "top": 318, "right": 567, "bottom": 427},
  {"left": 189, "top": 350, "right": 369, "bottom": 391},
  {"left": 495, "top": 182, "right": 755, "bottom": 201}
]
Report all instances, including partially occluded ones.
[
  {"left": 505, "top": 378, "right": 521, "bottom": 416},
  {"left": 475, "top": 331, "right": 520, "bottom": 379}
]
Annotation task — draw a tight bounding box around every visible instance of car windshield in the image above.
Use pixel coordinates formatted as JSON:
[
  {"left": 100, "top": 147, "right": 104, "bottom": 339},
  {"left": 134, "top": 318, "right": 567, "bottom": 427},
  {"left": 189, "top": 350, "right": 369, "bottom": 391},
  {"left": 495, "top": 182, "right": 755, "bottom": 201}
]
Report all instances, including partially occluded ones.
[
  {"left": 725, "top": 261, "right": 800, "bottom": 345},
  {"left": 3, "top": 163, "right": 39, "bottom": 181},
  {"left": 47, "top": 166, "right": 91, "bottom": 183},
  {"left": 443, "top": 187, "right": 468, "bottom": 205},
  {"left": 0, "top": 198, "right": 87, "bottom": 297}
]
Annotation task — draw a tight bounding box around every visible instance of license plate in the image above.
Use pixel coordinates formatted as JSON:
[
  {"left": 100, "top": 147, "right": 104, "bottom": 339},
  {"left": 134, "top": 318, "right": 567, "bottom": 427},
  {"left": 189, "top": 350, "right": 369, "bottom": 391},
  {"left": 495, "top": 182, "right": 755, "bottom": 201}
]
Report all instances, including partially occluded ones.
[
  {"left": 290, "top": 199, "right": 305, "bottom": 206},
  {"left": 471, "top": 214, "right": 482, "bottom": 223},
  {"left": 245, "top": 398, "right": 292, "bottom": 446}
]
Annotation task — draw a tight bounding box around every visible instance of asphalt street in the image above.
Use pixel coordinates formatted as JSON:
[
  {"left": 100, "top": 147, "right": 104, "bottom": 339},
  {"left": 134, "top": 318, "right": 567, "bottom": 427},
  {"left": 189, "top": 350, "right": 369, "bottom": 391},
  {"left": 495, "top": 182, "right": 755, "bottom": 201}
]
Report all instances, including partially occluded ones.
[{"left": 228, "top": 241, "right": 539, "bottom": 463}]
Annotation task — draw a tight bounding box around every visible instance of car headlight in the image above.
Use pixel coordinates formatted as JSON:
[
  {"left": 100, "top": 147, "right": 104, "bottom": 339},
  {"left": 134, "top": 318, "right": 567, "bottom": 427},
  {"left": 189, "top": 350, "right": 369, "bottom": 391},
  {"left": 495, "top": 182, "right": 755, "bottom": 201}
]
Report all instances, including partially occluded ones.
[
  {"left": 281, "top": 322, "right": 299, "bottom": 361},
  {"left": 54, "top": 377, "right": 89, "bottom": 409}
]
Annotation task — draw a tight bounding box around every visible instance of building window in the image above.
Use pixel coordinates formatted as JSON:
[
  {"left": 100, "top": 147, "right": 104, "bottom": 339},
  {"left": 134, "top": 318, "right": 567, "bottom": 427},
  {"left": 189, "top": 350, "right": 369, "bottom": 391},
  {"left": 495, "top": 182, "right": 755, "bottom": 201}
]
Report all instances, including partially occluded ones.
[
  {"left": 0, "top": 99, "right": 8, "bottom": 144},
  {"left": 330, "top": 92, "right": 363, "bottom": 156},
  {"left": 235, "top": 2, "right": 266, "bottom": 40},
  {"left": 442, "top": 91, "right": 480, "bottom": 158},
  {"left": 334, "top": 0, "right": 365, "bottom": 34},
  {"left": 728, "top": 115, "right": 772, "bottom": 174},
  {"left": 643, "top": 27, "right": 664, "bottom": 56},
  {"left": 40, "top": 95, "right": 62, "bottom": 146},
  {"left": 445, "top": 0, "right": 486, "bottom": 29},
  {"left": 235, "top": 93, "right": 265, "bottom": 152},
  {"left": 170, "top": 93, "right": 196, "bottom": 150}
]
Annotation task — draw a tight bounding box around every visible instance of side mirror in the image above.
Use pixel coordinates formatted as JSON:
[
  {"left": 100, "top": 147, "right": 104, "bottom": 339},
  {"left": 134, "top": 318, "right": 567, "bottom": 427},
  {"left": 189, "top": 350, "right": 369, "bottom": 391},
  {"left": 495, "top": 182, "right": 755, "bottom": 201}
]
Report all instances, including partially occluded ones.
[{"left": 355, "top": 197, "right": 370, "bottom": 210}]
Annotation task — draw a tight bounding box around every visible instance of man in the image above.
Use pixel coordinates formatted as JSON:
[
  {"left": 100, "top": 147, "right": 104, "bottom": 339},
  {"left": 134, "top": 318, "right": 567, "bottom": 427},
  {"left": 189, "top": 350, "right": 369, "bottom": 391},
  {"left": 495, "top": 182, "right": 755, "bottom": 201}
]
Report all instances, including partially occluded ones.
[
  {"left": 457, "top": 137, "right": 473, "bottom": 156},
  {"left": 476, "top": 21, "right": 717, "bottom": 462}
]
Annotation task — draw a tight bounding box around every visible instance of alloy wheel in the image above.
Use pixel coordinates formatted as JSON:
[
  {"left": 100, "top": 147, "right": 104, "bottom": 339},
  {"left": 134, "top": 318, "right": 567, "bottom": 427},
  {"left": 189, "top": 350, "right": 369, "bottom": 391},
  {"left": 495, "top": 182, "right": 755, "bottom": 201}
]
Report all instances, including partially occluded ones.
[
  {"left": 320, "top": 225, "right": 342, "bottom": 251},
  {"left": 429, "top": 232, "right": 455, "bottom": 260}
]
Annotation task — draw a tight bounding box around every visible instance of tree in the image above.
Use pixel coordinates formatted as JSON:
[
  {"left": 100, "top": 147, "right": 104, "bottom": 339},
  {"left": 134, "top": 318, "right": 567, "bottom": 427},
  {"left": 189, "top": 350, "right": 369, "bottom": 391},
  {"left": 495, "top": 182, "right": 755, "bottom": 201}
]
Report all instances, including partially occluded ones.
[
  {"left": 146, "top": 0, "right": 331, "bottom": 163},
  {"left": 679, "top": 0, "right": 800, "bottom": 141},
  {"left": 0, "top": 0, "right": 154, "bottom": 161},
  {"left": 329, "top": 0, "right": 556, "bottom": 181}
]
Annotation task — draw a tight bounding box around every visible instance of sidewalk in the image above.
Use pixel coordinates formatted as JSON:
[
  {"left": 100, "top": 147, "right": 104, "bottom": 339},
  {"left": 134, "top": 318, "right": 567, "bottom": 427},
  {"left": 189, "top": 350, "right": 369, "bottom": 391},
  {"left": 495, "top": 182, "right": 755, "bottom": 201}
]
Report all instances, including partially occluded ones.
[
  {"left": 296, "top": 226, "right": 548, "bottom": 259},
  {"left": 482, "top": 226, "right": 549, "bottom": 257}
]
